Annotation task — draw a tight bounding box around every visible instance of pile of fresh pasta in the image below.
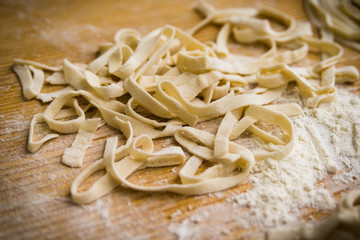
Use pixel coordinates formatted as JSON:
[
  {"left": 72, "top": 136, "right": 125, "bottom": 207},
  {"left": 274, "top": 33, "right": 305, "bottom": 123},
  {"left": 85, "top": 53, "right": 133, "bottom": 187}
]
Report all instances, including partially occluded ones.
[{"left": 13, "top": 1, "right": 359, "bottom": 205}]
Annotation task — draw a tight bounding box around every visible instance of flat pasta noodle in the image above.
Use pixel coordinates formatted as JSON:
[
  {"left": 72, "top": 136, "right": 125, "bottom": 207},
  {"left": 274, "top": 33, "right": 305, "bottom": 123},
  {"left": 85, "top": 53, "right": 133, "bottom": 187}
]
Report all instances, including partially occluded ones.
[
  {"left": 13, "top": 64, "right": 45, "bottom": 100},
  {"left": 62, "top": 118, "right": 101, "bottom": 168},
  {"left": 28, "top": 113, "right": 59, "bottom": 153},
  {"left": 13, "top": 58, "right": 62, "bottom": 71}
]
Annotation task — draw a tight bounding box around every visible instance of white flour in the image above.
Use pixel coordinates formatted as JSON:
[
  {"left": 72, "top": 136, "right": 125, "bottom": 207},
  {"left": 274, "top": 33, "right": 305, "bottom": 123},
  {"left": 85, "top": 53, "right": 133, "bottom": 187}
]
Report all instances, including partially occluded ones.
[{"left": 168, "top": 87, "right": 360, "bottom": 238}]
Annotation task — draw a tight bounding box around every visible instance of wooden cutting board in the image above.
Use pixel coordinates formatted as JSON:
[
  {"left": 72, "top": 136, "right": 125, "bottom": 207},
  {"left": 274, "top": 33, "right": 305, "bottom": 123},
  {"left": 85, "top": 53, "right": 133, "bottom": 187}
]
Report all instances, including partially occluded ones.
[{"left": 1, "top": 0, "right": 359, "bottom": 239}]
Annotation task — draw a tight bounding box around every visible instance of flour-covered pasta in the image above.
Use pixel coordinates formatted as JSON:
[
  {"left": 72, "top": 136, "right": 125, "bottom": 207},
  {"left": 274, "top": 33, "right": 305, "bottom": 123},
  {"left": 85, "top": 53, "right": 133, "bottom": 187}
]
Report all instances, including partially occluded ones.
[{"left": 13, "top": 1, "right": 359, "bottom": 207}]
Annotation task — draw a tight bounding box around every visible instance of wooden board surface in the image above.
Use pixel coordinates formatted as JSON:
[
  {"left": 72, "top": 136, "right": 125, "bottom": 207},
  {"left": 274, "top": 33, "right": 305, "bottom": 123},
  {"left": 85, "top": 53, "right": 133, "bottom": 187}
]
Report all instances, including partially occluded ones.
[{"left": 1, "top": 0, "right": 360, "bottom": 239}]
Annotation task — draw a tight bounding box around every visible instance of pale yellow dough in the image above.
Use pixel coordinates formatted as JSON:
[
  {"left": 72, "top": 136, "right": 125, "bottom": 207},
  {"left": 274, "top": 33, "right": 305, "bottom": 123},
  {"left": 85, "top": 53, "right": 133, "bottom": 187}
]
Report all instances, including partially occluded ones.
[{"left": 13, "top": 0, "right": 359, "bottom": 218}]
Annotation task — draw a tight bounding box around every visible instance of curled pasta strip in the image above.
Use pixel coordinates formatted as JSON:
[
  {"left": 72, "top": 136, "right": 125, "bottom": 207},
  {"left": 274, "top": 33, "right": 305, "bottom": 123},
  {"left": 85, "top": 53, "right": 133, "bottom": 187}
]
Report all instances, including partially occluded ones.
[
  {"left": 87, "top": 28, "right": 140, "bottom": 74},
  {"left": 214, "top": 111, "right": 239, "bottom": 158},
  {"left": 124, "top": 97, "right": 183, "bottom": 129},
  {"left": 13, "top": 64, "right": 45, "bottom": 100},
  {"left": 203, "top": 79, "right": 231, "bottom": 103},
  {"left": 245, "top": 105, "right": 295, "bottom": 160},
  {"left": 43, "top": 93, "right": 86, "bottom": 134},
  {"left": 63, "top": 59, "right": 92, "bottom": 92},
  {"left": 114, "top": 27, "right": 165, "bottom": 79},
  {"left": 91, "top": 100, "right": 182, "bottom": 139},
  {"left": 257, "top": 64, "right": 317, "bottom": 91},
  {"left": 300, "top": 36, "right": 343, "bottom": 73},
  {"left": 71, "top": 159, "right": 119, "bottom": 204},
  {"left": 335, "top": 66, "right": 360, "bottom": 83},
  {"left": 28, "top": 114, "right": 59, "bottom": 153},
  {"left": 13, "top": 58, "right": 62, "bottom": 72},
  {"left": 46, "top": 71, "right": 66, "bottom": 85},
  {"left": 28, "top": 103, "right": 93, "bottom": 153},
  {"left": 108, "top": 45, "right": 134, "bottom": 76},
  {"left": 124, "top": 98, "right": 162, "bottom": 126},
  {"left": 84, "top": 70, "right": 126, "bottom": 99}
]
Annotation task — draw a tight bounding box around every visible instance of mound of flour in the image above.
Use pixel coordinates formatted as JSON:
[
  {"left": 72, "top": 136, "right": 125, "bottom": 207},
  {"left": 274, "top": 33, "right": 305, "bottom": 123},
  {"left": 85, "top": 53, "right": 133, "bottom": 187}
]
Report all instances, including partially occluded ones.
[{"left": 231, "top": 87, "right": 360, "bottom": 225}]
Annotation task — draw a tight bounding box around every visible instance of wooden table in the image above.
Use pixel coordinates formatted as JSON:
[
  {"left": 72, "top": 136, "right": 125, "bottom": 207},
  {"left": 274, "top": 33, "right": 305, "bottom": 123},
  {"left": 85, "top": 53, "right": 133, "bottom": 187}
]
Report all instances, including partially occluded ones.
[{"left": 1, "top": 0, "right": 359, "bottom": 239}]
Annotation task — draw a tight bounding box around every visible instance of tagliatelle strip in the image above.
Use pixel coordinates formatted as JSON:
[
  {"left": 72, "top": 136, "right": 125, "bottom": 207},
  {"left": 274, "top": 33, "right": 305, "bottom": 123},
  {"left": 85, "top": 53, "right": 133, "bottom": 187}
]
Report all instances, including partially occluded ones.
[
  {"left": 245, "top": 105, "right": 295, "bottom": 160},
  {"left": 28, "top": 114, "right": 59, "bottom": 153},
  {"left": 13, "top": 64, "right": 45, "bottom": 100},
  {"left": 13, "top": 1, "right": 359, "bottom": 206},
  {"left": 214, "top": 111, "right": 238, "bottom": 158},
  {"left": 62, "top": 118, "right": 101, "bottom": 168},
  {"left": 43, "top": 93, "right": 86, "bottom": 134},
  {"left": 13, "top": 58, "right": 62, "bottom": 72},
  {"left": 46, "top": 71, "right": 66, "bottom": 85},
  {"left": 88, "top": 28, "right": 140, "bottom": 74}
]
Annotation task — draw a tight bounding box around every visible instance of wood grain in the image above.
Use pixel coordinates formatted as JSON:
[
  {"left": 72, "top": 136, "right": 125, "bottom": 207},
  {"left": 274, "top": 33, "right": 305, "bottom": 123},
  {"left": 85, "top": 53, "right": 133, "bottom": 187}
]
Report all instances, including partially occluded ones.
[{"left": 0, "top": 0, "right": 359, "bottom": 239}]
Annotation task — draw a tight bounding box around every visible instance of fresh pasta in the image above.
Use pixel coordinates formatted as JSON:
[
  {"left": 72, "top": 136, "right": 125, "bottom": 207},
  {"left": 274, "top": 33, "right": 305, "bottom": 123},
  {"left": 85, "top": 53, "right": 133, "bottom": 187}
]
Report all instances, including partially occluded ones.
[{"left": 13, "top": 1, "right": 359, "bottom": 206}]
